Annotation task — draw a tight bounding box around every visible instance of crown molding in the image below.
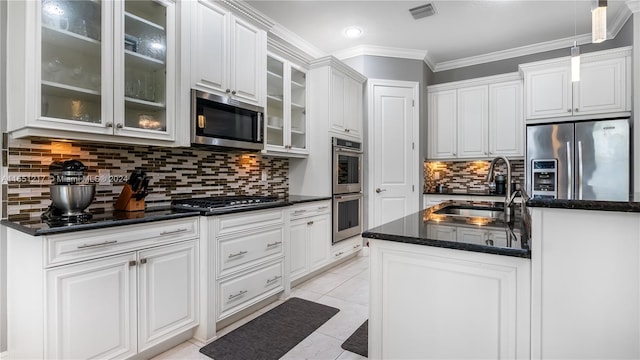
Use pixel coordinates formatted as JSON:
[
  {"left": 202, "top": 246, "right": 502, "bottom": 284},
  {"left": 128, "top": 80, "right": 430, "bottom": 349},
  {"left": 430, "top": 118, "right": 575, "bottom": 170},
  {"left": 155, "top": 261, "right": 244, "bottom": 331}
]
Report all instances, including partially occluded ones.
[
  {"left": 609, "top": 6, "right": 633, "bottom": 38},
  {"left": 220, "top": 0, "right": 275, "bottom": 30},
  {"left": 627, "top": 0, "right": 640, "bottom": 13},
  {"left": 267, "top": 34, "right": 315, "bottom": 65},
  {"left": 269, "top": 23, "right": 326, "bottom": 59},
  {"left": 333, "top": 45, "right": 427, "bottom": 61},
  {"left": 310, "top": 56, "right": 367, "bottom": 83},
  {"left": 434, "top": 33, "right": 593, "bottom": 72},
  {"left": 423, "top": 52, "right": 436, "bottom": 72}
]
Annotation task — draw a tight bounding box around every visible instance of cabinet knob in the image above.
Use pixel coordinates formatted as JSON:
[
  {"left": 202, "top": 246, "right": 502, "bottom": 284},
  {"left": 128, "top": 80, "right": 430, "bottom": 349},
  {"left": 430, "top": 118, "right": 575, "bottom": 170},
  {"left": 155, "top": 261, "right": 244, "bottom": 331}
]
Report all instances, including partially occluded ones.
[
  {"left": 105, "top": 122, "right": 113, "bottom": 128},
  {"left": 231, "top": 90, "right": 237, "bottom": 95},
  {"left": 453, "top": 152, "right": 457, "bottom": 156},
  {"left": 140, "top": 258, "right": 147, "bottom": 264},
  {"left": 575, "top": 108, "right": 579, "bottom": 112},
  {"left": 225, "top": 89, "right": 231, "bottom": 93},
  {"left": 116, "top": 123, "right": 123, "bottom": 129}
]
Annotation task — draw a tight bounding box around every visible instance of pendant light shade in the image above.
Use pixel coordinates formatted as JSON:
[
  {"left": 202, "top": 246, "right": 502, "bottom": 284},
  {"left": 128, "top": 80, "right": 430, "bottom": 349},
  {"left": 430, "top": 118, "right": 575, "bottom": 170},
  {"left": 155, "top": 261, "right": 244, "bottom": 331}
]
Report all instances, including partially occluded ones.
[
  {"left": 571, "top": 43, "right": 580, "bottom": 82},
  {"left": 592, "top": 0, "right": 607, "bottom": 43}
]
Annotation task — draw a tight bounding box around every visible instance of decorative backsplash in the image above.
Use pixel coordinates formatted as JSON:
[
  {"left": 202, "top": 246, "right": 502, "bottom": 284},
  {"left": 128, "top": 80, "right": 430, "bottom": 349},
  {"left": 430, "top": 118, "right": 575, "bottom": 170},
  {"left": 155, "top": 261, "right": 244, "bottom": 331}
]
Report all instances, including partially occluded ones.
[
  {"left": 2, "top": 136, "right": 289, "bottom": 220},
  {"left": 424, "top": 160, "right": 525, "bottom": 193}
]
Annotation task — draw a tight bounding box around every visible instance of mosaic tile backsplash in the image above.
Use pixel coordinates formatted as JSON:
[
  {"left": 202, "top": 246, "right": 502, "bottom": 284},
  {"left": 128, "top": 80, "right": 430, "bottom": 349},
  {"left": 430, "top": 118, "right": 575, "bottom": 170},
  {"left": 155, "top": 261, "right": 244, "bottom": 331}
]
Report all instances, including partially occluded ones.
[
  {"left": 424, "top": 160, "right": 525, "bottom": 193},
  {"left": 2, "top": 136, "right": 288, "bottom": 220}
]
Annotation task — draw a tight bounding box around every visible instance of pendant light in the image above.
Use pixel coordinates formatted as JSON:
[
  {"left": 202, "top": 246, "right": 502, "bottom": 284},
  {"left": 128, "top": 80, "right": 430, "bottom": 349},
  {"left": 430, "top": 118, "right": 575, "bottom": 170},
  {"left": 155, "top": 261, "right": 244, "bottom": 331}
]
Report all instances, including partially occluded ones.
[
  {"left": 592, "top": 0, "right": 607, "bottom": 43},
  {"left": 571, "top": 0, "right": 580, "bottom": 82}
]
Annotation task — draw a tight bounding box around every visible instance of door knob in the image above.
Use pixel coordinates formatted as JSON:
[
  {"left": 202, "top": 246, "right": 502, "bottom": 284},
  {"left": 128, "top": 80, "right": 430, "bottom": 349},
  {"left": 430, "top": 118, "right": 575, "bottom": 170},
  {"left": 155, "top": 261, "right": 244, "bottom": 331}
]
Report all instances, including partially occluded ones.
[{"left": 376, "top": 188, "right": 386, "bottom": 193}]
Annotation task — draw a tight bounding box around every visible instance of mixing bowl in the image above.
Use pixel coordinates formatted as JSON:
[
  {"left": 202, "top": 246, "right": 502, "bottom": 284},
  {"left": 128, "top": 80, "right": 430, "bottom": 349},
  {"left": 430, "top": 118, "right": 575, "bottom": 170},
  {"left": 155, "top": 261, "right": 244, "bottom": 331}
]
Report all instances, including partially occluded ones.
[{"left": 50, "top": 184, "right": 96, "bottom": 216}]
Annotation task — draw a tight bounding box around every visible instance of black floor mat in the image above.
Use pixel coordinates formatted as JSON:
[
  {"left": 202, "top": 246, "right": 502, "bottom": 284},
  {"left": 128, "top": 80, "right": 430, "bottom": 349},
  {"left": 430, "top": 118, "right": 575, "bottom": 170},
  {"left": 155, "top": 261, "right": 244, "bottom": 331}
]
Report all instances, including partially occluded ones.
[
  {"left": 341, "top": 320, "right": 368, "bottom": 357},
  {"left": 200, "top": 297, "right": 339, "bottom": 360}
]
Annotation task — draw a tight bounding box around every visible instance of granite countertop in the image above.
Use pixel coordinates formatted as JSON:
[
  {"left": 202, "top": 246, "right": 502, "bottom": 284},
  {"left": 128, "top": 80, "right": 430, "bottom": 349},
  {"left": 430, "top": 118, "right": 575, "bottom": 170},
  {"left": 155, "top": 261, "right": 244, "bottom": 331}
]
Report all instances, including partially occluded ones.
[
  {"left": 363, "top": 200, "right": 530, "bottom": 258},
  {"left": 1, "top": 195, "right": 333, "bottom": 236},
  {"left": 424, "top": 190, "right": 505, "bottom": 196},
  {"left": 526, "top": 196, "right": 640, "bottom": 212}
]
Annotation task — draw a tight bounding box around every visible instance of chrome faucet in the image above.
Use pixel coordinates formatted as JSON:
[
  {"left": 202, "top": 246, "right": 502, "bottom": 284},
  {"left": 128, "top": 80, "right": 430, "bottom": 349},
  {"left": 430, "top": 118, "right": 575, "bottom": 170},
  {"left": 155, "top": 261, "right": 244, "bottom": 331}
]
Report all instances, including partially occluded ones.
[{"left": 486, "top": 155, "right": 518, "bottom": 210}]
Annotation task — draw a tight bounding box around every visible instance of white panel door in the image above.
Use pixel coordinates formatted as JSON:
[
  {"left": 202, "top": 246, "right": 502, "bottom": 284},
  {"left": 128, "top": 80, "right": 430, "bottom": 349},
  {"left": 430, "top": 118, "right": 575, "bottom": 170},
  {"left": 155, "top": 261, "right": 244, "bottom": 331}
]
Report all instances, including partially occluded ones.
[
  {"left": 372, "top": 82, "right": 419, "bottom": 227},
  {"left": 574, "top": 57, "right": 626, "bottom": 115},
  {"left": 191, "top": 0, "right": 228, "bottom": 93},
  {"left": 46, "top": 253, "right": 137, "bottom": 360},
  {"left": 428, "top": 90, "right": 457, "bottom": 159},
  {"left": 229, "top": 15, "right": 263, "bottom": 105},
  {"left": 457, "top": 85, "right": 488, "bottom": 158},
  {"left": 489, "top": 81, "right": 524, "bottom": 157},
  {"left": 525, "top": 64, "right": 572, "bottom": 119},
  {"left": 137, "top": 241, "right": 198, "bottom": 352}
]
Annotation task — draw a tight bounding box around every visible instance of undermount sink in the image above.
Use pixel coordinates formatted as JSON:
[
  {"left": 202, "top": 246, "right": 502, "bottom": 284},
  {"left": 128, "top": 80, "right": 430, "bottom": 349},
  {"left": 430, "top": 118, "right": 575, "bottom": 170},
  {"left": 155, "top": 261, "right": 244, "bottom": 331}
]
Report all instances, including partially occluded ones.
[{"left": 434, "top": 205, "right": 504, "bottom": 219}]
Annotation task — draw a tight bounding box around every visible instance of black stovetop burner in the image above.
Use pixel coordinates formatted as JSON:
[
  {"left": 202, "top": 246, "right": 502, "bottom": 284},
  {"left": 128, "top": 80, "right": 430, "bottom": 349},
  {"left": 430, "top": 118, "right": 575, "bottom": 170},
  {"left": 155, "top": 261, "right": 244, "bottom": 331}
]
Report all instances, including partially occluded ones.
[{"left": 171, "top": 195, "right": 283, "bottom": 213}]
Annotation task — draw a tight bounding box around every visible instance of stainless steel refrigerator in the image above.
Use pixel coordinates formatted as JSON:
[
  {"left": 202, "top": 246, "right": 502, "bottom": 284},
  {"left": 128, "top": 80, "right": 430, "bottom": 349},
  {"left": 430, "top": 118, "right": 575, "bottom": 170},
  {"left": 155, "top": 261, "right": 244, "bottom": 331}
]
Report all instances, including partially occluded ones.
[{"left": 526, "top": 118, "right": 630, "bottom": 201}]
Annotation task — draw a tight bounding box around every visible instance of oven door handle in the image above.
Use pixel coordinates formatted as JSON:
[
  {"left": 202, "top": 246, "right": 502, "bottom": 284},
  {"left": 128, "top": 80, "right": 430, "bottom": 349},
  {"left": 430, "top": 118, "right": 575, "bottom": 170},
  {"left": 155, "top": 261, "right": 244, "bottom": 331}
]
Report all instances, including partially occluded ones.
[
  {"left": 334, "top": 193, "right": 364, "bottom": 200},
  {"left": 334, "top": 147, "right": 363, "bottom": 154}
]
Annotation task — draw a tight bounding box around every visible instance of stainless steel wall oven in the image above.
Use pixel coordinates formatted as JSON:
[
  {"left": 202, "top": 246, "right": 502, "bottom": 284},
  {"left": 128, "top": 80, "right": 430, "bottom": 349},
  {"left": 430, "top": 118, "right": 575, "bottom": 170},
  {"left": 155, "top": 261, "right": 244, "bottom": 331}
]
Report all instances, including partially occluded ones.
[{"left": 332, "top": 137, "right": 363, "bottom": 243}]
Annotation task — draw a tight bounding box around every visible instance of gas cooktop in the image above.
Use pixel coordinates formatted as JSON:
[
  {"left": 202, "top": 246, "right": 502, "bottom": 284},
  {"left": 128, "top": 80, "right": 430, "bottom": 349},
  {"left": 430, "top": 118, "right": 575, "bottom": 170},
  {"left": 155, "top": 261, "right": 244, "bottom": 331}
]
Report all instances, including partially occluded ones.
[{"left": 171, "top": 195, "right": 285, "bottom": 214}]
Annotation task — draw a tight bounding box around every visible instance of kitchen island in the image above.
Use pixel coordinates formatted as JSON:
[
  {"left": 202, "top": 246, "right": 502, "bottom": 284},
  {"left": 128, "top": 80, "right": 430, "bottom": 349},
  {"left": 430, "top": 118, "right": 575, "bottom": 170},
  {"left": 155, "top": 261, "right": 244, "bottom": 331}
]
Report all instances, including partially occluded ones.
[{"left": 363, "top": 201, "right": 531, "bottom": 359}]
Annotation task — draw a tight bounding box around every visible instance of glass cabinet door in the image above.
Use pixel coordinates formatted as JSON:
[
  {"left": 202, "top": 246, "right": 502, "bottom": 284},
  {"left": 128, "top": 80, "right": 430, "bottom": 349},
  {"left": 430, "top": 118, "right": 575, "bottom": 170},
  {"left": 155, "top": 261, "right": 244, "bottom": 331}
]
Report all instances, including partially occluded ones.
[
  {"left": 41, "top": 0, "right": 103, "bottom": 124},
  {"left": 122, "top": 0, "right": 168, "bottom": 132},
  {"left": 290, "top": 66, "right": 306, "bottom": 150},
  {"left": 266, "top": 56, "right": 285, "bottom": 147}
]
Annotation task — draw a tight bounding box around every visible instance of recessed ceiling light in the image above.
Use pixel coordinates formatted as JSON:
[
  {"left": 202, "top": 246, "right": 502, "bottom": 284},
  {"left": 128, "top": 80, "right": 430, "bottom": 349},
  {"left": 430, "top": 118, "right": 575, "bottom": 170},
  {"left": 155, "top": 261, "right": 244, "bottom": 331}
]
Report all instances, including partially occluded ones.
[{"left": 343, "top": 26, "right": 363, "bottom": 39}]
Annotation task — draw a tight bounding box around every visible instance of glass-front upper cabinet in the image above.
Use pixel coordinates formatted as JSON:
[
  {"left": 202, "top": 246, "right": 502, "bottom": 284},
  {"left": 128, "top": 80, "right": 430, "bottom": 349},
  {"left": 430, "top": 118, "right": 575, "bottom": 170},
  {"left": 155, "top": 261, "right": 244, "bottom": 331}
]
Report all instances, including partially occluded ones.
[
  {"left": 120, "top": 0, "right": 171, "bottom": 134},
  {"left": 10, "top": 0, "right": 175, "bottom": 141},
  {"left": 40, "top": 0, "right": 103, "bottom": 125},
  {"left": 264, "top": 53, "right": 308, "bottom": 156}
]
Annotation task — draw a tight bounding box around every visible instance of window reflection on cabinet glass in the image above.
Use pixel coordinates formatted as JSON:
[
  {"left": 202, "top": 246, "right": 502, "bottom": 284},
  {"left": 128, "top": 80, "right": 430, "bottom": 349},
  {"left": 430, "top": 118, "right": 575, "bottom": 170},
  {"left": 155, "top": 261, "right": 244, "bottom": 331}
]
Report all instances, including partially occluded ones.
[
  {"left": 124, "top": 0, "right": 167, "bottom": 131},
  {"left": 41, "top": 0, "right": 102, "bottom": 123}
]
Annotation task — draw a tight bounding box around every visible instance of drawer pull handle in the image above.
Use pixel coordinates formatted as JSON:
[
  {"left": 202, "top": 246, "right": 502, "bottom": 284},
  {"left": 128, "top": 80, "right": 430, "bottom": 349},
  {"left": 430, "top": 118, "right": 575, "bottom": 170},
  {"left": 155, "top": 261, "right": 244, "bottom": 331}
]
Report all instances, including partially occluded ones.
[
  {"left": 266, "top": 275, "right": 282, "bottom": 284},
  {"left": 77, "top": 240, "right": 118, "bottom": 249},
  {"left": 335, "top": 251, "right": 344, "bottom": 257},
  {"left": 353, "top": 244, "right": 360, "bottom": 249},
  {"left": 317, "top": 206, "right": 328, "bottom": 210},
  {"left": 307, "top": 221, "right": 314, "bottom": 226},
  {"left": 228, "top": 250, "right": 248, "bottom": 258},
  {"left": 228, "top": 290, "right": 248, "bottom": 300},
  {"left": 160, "top": 228, "right": 188, "bottom": 236},
  {"left": 293, "top": 210, "right": 307, "bottom": 214},
  {"left": 266, "top": 241, "right": 282, "bottom": 248}
]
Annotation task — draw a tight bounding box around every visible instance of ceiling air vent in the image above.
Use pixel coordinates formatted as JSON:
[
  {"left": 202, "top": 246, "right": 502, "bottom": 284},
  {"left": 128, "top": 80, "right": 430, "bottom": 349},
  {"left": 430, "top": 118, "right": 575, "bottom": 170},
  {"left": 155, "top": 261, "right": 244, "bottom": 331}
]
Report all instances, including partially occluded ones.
[{"left": 409, "top": 3, "right": 437, "bottom": 20}]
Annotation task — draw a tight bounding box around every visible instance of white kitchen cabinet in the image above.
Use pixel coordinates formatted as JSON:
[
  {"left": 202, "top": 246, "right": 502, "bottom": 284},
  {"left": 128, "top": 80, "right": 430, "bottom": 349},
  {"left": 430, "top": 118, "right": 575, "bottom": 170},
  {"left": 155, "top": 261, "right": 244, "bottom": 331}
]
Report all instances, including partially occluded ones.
[
  {"left": 426, "top": 224, "right": 457, "bottom": 242},
  {"left": 264, "top": 53, "right": 308, "bottom": 157},
  {"left": 289, "top": 201, "right": 331, "bottom": 282},
  {"left": 191, "top": 0, "right": 265, "bottom": 107},
  {"left": 520, "top": 46, "right": 631, "bottom": 120},
  {"left": 369, "top": 239, "right": 530, "bottom": 359},
  {"left": 457, "top": 85, "right": 488, "bottom": 158},
  {"left": 6, "top": 218, "right": 200, "bottom": 359},
  {"left": 6, "top": 0, "right": 177, "bottom": 143},
  {"left": 211, "top": 208, "right": 286, "bottom": 321},
  {"left": 45, "top": 253, "right": 137, "bottom": 360},
  {"left": 308, "top": 57, "right": 366, "bottom": 141},
  {"left": 427, "top": 73, "right": 523, "bottom": 160},
  {"left": 489, "top": 81, "right": 524, "bottom": 156},
  {"left": 331, "top": 235, "right": 363, "bottom": 262}
]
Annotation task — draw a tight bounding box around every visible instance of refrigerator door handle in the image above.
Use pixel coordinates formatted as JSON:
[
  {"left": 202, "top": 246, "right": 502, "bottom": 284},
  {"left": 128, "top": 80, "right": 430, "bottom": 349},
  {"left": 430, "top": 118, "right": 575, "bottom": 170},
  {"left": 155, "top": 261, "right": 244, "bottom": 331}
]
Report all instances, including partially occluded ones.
[
  {"left": 578, "top": 140, "right": 583, "bottom": 200},
  {"left": 566, "top": 141, "right": 572, "bottom": 199}
]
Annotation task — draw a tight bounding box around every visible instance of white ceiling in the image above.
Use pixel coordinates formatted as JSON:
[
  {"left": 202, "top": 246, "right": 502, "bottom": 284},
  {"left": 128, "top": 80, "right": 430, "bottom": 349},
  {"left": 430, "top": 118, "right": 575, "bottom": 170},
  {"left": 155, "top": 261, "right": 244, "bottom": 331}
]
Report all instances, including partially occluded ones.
[{"left": 244, "top": 0, "right": 633, "bottom": 70}]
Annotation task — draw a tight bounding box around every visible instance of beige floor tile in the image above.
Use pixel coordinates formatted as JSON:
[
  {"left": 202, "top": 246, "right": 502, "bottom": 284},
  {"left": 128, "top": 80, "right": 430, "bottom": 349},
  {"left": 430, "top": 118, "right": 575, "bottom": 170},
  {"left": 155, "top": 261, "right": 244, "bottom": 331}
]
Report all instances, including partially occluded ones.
[
  {"left": 326, "top": 273, "right": 369, "bottom": 306},
  {"left": 336, "top": 350, "right": 368, "bottom": 360},
  {"left": 150, "top": 341, "right": 210, "bottom": 360},
  {"left": 280, "top": 331, "right": 345, "bottom": 360},
  {"left": 327, "top": 256, "right": 369, "bottom": 278},
  {"left": 314, "top": 295, "right": 369, "bottom": 341},
  {"left": 297, "top": 271, "right": 353, "bottom": 295},
  {"left": 289, "top": 286, "right": 325, "bottom": 302}
]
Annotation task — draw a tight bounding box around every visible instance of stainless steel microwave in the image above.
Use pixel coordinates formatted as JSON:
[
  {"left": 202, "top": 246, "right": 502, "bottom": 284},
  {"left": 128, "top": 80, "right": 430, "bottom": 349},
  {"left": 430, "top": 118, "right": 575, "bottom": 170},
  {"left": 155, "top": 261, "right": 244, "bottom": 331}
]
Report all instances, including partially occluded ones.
[{"left": 191, "top": 89, "right": 264, "bottom": 151}]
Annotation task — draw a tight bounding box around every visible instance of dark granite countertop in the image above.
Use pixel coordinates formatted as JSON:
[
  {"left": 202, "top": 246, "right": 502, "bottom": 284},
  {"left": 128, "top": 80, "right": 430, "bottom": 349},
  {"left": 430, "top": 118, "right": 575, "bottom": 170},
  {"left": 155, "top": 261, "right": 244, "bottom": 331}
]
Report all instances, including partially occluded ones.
[
  {"left": 2, "top": 196, "right": 334, "bottom": 236},
  {"left": 526, "top": 196, "right": 640, "bottom": 212},
  {"left": 285, "top": 195, "right": 332, "bottom": 204},
  {"left": 1, "top": 207, "right": 201, "bottom": 236},
  {"left": 424, "top": 190, "right": 502, "bottom": 196},
  {"left": 363, "top": 200, "right": 530, "bottom": 258}
]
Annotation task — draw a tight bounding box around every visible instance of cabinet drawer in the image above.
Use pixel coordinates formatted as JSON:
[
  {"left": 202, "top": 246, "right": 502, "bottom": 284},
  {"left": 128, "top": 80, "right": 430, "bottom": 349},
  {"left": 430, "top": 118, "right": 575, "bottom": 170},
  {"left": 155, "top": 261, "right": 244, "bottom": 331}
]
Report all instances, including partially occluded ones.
[
  {"left": 46, "top": 218, "right": 199, "bottom": 267},
  {"left": 217, "top": 260, "right": 284, "bottom": 320},
  {"left": 217, "top": 226, "right": 284, "bottom": 277},
  {"left": 289, "top": 200, "right": 331, "bottom": 220},
  {"left": 331, "top": 236, "right": 362, "bottom": 262},
  {"left": 217, "top": 208, "right": 284, "bottom": 236}
]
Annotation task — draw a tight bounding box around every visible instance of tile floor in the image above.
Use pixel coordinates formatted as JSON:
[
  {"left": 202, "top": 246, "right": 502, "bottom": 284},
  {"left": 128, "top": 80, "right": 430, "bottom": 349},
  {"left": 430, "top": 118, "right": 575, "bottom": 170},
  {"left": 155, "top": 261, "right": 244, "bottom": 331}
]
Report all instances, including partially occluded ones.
[{"left": 151, "top": 253, "right": 370, "bottom": 360}]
